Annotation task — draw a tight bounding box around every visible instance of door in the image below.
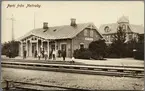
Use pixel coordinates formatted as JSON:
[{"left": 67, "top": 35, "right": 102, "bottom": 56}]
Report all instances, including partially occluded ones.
[
  {"left": 61, "top": 44, "right": 67, "bottom": 56},
  {"left": 32, "top": 43, "right": 36, "bottom": 57}
]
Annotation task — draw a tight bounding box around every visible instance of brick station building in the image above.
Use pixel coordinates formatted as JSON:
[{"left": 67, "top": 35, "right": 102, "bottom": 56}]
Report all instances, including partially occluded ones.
[
  {"left": 18, "top": 19, "right": 103, "bottom": 58},
  {"left": 99, "top": 16, "right": 144, "bottom": 44}
]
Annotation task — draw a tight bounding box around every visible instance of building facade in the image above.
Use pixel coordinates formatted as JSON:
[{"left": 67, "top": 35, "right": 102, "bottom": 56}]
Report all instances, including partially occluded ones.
[
  {"left": 99, "top": 16, "right": 144, "bottom": 44},
  {"left": 18, "top": 19, "right": 103, "bottom": 58}
]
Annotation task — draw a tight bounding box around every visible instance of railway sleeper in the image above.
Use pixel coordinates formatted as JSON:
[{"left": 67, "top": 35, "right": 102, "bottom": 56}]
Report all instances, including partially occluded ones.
[
  {"left": 117, "top": 69, "right": 124, "bottom": 72},
  {"left": 80, "top": 67, "right": 89, "bottom": 70},
  {"left": 52, "top": 66, "right": 59, "bottom": 68},
  {"left": 102, "top": 69, "right": 108, "bottom": 71},
  {"left": 73, "top": 67, "right": 81, "bottom": 69},
  {"left": 35, "top": 64, "right": 41, "bottom": 67},
  {"left": 63, "top": 66, "right": 71, "bottom": 69}
]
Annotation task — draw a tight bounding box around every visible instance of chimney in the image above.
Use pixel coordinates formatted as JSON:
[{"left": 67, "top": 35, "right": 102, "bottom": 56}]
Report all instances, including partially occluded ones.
[
  {"left": 70, "top": 18, "right": 76, "bottom": 26},
  {"left": 43, "top": 22, "right": 48, "bottom": 29}
]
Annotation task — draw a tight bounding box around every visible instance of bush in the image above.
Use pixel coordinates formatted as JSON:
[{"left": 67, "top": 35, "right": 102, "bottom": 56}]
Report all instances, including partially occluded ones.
[
  {"left": 134, "top": 42, "right": 144, "bottom": 60},
  {"left": 105, "top": 45, "right": 119, "bottom": 58},
  {"left": 2, "top": 41, "right": 20, "bottom": 58},
  {"left": 125, "top": 39, "right": 137, "bottom": 57},
  {"left": 88, "top": 39, "right": 107, "bottom": 60},
  {"left": 73, "top": 48, "right": 92, "bottom": 59}
]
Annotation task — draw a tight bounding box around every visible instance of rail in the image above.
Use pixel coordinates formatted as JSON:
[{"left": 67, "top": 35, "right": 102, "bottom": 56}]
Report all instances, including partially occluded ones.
[
  {"left": 1, "top": 61, "right": 144, "bottom": 78},
  {"left": 2, "top": 80, "right": 88, "bottom": 91}
]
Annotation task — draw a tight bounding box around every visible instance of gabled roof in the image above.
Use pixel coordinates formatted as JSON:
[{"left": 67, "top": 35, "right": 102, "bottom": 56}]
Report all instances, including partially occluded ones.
[
  {"left": 117, "top": 16, "right": 129, "bottom": 23},
  {"left": 18, "top": 23, "right": 102, "bottom": 41},
  {"left": 99, "top": 23, "right": 119, "bottom": 34},
  {"left": 99, "top": 23, "right": 144, "bottom": 35},
  {"left": 129, "top": 24, "right": 144, "bottom": 34}
]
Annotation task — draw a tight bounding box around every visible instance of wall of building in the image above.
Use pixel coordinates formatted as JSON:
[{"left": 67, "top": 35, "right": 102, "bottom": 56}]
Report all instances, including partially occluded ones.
[
  {"left": 55, "top": 39, "right": 72, "bottom": 57},
  {"left": 55, "top": 28, "right": 102, "bottom": 58},
  {"left": 72, "top": 28, "right": 102, "bottom": 51}
]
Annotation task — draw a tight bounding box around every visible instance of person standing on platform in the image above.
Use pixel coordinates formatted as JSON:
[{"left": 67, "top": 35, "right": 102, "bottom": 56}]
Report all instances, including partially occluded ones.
[
  {"left": 34, "top": 50, "right": 37, "bottom": 58},
  {"left": 42, "top": 48, "right": 44, "bottom": 58},
  {"left": 23, "top": 49, "right": 27, "bottom": 59},
  {"left": 38, "top": 51, "right": 41, "bottom": 60},
  {"left": 55, "top": 47, "right": 58, "bottom": 60},
  {"left": 52, "top": 49, "right": 56, "bottom": 60},
  {"left": 44, "top": 51, "right": 48, "bottom": 60},
  {"left": 61, "top": 49, "right": 66, "bottom": 61}
]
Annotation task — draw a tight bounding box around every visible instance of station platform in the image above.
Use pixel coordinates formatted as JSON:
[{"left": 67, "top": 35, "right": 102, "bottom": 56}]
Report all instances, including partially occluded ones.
[{"left": 1, "top": 55, "right": 144, "bottom": 67}]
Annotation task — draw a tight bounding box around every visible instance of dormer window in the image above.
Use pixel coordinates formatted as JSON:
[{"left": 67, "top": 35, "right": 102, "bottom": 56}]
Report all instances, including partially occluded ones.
[{"left": 104, "top": 26, "right": 111, "bottom": 32}]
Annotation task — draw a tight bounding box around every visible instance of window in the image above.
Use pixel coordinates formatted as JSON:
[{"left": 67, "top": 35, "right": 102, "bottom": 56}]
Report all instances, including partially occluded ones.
[
  {"left": 110, "top": 35, "right": 114, "bottom": 42},
  {"left": 104, "top": 26, "right": 110, "bottom": 32},
  {"left": 106, "top": 36, "right": 109, "bottom": 42},
  {"left": 90, "top": 30, "right": 94, "bottom": 37},
  {"left": 84, "top": 29, "right": 88, "bottom": 36},
  {"left": 80, "top": 43, "right": 84, "bottom": 49}
]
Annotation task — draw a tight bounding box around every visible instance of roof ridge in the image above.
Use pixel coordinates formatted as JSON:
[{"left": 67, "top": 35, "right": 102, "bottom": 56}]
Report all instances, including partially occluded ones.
[{"left": 37, "top": 22, "right": 93, "bottom": 29}]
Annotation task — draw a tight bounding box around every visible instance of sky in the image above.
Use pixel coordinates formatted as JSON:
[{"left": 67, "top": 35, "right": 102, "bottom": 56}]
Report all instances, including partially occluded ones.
[{"left": 1, "top": 1, "right": 144, "bottom": 43}]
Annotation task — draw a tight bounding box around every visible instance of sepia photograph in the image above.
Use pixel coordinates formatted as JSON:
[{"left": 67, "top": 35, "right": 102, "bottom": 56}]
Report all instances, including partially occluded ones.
[{"left": 1, "top": 1, "right": 144, "bottom": 91}]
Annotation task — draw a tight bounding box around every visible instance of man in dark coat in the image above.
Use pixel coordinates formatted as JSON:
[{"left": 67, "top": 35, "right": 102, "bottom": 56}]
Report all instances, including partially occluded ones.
[
  {"left": 61, "top": 49, "right": 66, "bottom": 61},
  {"left": 23, "top": 50, "right": 27, "bottom": 59},
  {"left": 34, "top": 50, "right": 37, "bottom": 58}
]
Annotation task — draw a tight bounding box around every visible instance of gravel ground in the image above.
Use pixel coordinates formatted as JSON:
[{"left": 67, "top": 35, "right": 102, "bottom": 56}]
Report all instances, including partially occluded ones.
[{"left": 2, "top": 68, "right": 144, "bottom": 90}]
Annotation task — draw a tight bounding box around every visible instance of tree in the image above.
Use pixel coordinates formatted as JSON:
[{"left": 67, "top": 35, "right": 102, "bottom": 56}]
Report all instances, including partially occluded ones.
[
  {"left": 2, "top": 41, "right": 20, "bottom": 58},
  {"left": 110, "top": 26, "right": 126, "bottom": 58},
  {"left": 89, "top": 39, "right": 107, "bottom": 60}
]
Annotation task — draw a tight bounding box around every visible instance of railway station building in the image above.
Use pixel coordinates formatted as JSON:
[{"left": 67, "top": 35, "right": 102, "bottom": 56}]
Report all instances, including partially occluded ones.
[{"left": 18, "top": 18, "right": 103, "bottom": 58}]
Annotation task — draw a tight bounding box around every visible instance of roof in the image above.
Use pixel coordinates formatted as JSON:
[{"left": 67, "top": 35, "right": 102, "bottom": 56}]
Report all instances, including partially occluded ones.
[
  {"left": 117, "top": 16, "right": 129, "bottom": 23},
  {"left": 99, "top": 23, "right": 119, "bottom": 34},
  {"left": 18, "top": 23, "right": 102, "bottom": 41},
  {"left": 129, "top": 24, "right": 144, "bottom": 34},
  {"left": 99, "top": 23, "right": 144, "bottom": 34}
]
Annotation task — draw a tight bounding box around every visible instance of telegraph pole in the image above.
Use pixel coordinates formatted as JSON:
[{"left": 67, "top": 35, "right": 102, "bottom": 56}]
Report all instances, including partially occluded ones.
[
  {"left": 34, "top": 12, "right": 36, "bottom": 29},
  {"left": 7, "top": 14, "right": 15, "bottom": 41}
]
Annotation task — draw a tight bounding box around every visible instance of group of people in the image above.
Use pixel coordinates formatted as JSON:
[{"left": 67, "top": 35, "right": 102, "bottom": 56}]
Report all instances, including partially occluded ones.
[
  {"left": 49, "top": 48, "right": 67, "bottom": 61},
  {"left": 23, "top": 48, "right": 67, "bottom": 61}
]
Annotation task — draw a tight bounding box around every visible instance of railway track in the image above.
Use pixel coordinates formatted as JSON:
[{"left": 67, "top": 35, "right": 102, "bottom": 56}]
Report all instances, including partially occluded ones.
[
  {"left": 1, "top": 61, "right": 144, "bottom": 78},
  {"left": 2, "top": 58, "right": 144, "bottom": 69},
  {"left": 2, "top": 80, "right": 88, "bottom": 91}
]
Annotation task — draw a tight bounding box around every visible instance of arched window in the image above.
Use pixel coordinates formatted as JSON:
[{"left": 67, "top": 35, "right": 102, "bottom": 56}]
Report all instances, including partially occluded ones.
[
  {"left": 104, "top": 26, "right": 110, "bottom": 32},
  {"left": 80, "top": 43, "right": 84, "bottom": 49},
  {"left": 122, "top": 24, "right": 126, "bottom": 30}
]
